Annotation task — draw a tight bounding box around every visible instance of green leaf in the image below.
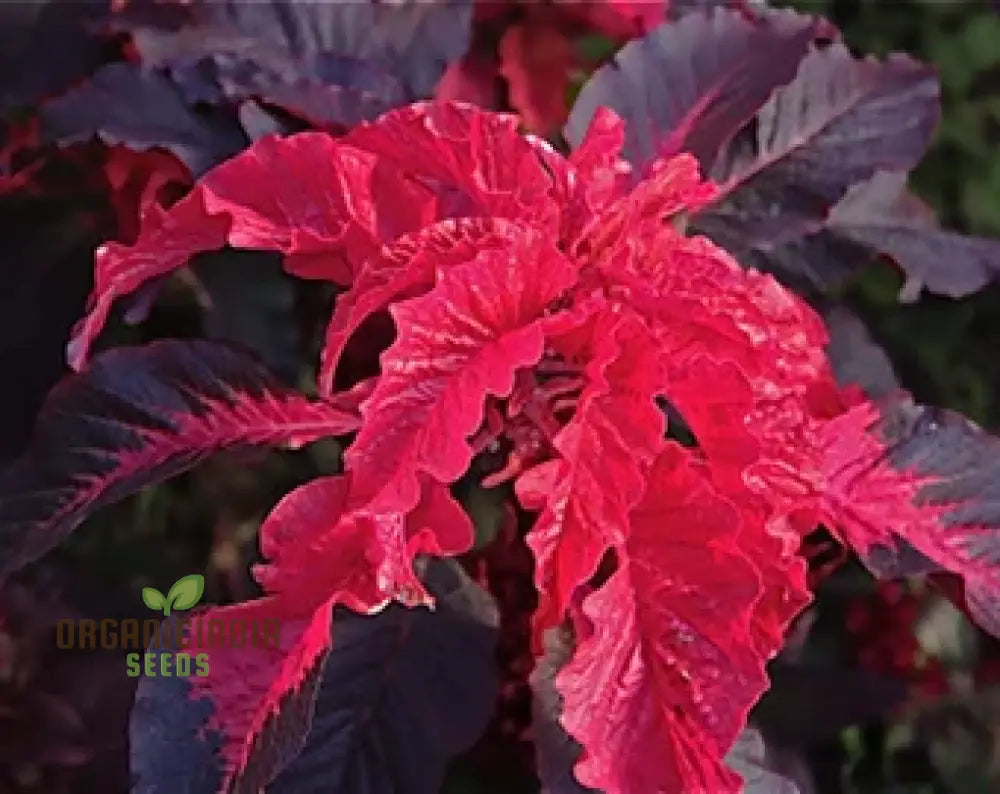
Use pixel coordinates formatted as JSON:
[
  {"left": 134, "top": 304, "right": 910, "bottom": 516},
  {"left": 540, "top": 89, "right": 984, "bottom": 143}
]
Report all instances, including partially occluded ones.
[
  {"left": 141, "top": 587, "right": 167, "bottom": 613},
  {"left": 165, "top": 574, "right": 205, "bottom": 612}
]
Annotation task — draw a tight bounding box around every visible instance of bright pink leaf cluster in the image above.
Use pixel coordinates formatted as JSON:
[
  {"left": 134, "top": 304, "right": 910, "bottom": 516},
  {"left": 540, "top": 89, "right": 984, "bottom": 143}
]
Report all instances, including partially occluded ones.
[{"left": 73, "top": 100, "right": 855, "bottom": 792}]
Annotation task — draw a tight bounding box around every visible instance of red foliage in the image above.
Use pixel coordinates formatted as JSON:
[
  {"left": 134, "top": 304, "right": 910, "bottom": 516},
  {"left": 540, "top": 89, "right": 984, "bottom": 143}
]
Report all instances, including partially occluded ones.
[
  {"left": 60, "top": 99, "right": 863, "bottom": 792},
  {"left": 5, "top": 4, "right": 1000, "bottom": 792}
]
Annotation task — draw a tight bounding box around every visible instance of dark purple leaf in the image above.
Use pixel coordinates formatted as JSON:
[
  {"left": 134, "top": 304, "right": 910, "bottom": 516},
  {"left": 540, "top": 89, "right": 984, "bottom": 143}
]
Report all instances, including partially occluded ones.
[
  {"left": 269, "top": 559, "right": 498, "bottom": 793},
  {"left": 702, "top": 170, "right": 1000, "bottom": 300},
  {"left": 820, "top": 304, "right": 899, "bottom": 398},
  {"left": 130, "top": 560, "right": 498, "bottom": 794},
  {"left": 565, "top": 7, "right": 817, "bottom": 173},
  {"left": 131, "top": 598, "right": 333, "bottom": 794},
  {"left": 824, "top": 170, "right": 1000, "bottom": 300},
  {"left": 116, "top": 0, "right": 473, "bottom": 122},
  {"left": 236, "top": 99, "right": 296, "bottom": 142},
  {"left": 40, "top": 63, "right": 247, "bottom": 176},
  {"left": 862, "top": 538, "right": 942, "bottom": 580},
  {"left": 717, "top": 224, "right": 874, "bottom": 292},
  {"left": 129, "top": 664, "right": 224, "bottom": 794},
  {"left": 247, "top": 76, "right": 408, "bottom": 130},
  {"left": 0, "top": 0, "right": 106, "bottom": 113},
  {"left": 199, "top": 0, "right": 472, "bottom": 98},
  {"left": 531, "top": 627, "right": 602, "bottom": 794},
  {"left": 822, "top": 395, "right": 1000, "bottom": 639},
  {"left": 693, "top": 42, "right": 939, "bottom": 251},
  {"left": 0, "top": 339, "right": 360, "bottom": 585}
]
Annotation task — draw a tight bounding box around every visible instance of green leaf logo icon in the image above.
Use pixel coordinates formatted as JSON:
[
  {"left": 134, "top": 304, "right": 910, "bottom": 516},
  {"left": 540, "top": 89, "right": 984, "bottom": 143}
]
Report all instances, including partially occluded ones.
[
  {"left": 142, "top": 574, "right": 205, "bottom": 616},
  {"left": 142, "top": 587, "right": 166, "bottom": 612}
]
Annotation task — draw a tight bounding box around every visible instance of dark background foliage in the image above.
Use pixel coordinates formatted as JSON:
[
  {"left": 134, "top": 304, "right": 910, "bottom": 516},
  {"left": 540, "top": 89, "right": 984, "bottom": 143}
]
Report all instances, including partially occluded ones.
[
  {"left": 761, "top": 4, "right": 1000, "bottom": 792},
  {"left": 1, "top": 1, "right": 999, "bottom": 793},
  {"left": 795, "top": 0, "right": 1000, "bottom": 429}
]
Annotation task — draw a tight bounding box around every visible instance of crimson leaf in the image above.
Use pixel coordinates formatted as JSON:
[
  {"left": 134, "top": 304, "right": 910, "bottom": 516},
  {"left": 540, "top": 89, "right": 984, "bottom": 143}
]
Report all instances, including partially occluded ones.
[
  {"left": 252, "top": 474, "right": 473, "bottom": 614},
  {"left": 822, "top": 395, "right": 1000, "bottom": 639},
  {"left": 558, "top": 444, "right": 768, "bottom": 793},
  {"left": 565, "top": 7, "right": 817, "bottom": 173},
  {"left": 0, "top": 339, "right": 360, "bottom": 585},
  {"left": 342, "top": 102, "right": 561, "bottom": 231},
  {"left": 317, "top": 216, "right": 516, "bottom": 396},
  {"left": 344, "top": 230, "right": 578, "bottom": 515},
  {"left": 517, "top": 311, "right": 664, "bottom": 644},
  {"left": 66, "top": 130, "right": 397, "bottom": 370},
  {"left": 692, "top": 42, "right": 939, "bottom": 251}
]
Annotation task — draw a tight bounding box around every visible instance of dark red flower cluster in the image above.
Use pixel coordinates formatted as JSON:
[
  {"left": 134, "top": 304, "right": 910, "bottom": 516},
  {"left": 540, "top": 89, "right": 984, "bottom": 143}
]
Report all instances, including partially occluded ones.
[
  {"left": 439, "top": 0, "right": 666, "bottom": 135},
  {"left": 846, "top": 582, "right": 949, "bottom": 700}
]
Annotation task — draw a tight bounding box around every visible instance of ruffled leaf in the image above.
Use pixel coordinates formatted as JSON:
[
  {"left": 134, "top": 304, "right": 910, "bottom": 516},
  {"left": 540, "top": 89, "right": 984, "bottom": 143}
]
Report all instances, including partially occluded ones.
[
  {"left": 558, "top": 444, "right": 768, "bottom": 794},
  {"left": 693, "top": 43, "right": 939, "bottom": 252},
  {"left": 517, "top": 311, "right": 665, "bottom": 643},
  {"left": 318, "top": 216, "right": 517, "bottom": 396},
  {"left": 566, "top": 7, "right": 818, "bottom": 173},
  {"left": 575, "top": 153, "right": 718, "bottom": 263},
  {"left": 596, "top": 219, "right": 833, "bottom": 512},
  {"left": 0, "top": 340, "right": 360, "bottom": 585},
  {"left": 821, "top": 395, "right": 1000, "bottom": 638},
  {"left": 252, "top": 474, "right": 473, "bottom": 612},
  {"left": 67, "top": 130, "right": 425, "bottom": 369},
  {"left": 343, "top": 101, "right": 561, "bottom": 233},
  {"left": 582, "top": 165, "right": 830, "bottom": 652},
  {"left": 345, "top": 230, "right": 578, "bottom": 515},
  {"left": 530, "top": 108, "right": 632, "bottom": 246}
]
